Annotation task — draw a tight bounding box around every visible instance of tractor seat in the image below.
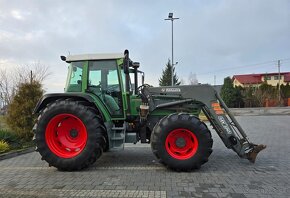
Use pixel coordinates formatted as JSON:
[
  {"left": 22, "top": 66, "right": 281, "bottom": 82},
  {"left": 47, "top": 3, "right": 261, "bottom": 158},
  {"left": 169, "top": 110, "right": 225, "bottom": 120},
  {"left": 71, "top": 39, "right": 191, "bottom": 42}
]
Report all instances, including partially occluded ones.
[{"left": 103, "top": 94, "right": 121, "bottom": 115}]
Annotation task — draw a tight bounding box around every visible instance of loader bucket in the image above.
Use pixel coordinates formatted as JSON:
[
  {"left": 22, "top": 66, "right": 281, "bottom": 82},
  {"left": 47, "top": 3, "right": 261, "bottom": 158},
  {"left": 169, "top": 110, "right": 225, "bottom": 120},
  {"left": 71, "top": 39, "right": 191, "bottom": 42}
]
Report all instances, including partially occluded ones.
[{"left": 246, "top": 144, "right": 267, "bottom": 163}]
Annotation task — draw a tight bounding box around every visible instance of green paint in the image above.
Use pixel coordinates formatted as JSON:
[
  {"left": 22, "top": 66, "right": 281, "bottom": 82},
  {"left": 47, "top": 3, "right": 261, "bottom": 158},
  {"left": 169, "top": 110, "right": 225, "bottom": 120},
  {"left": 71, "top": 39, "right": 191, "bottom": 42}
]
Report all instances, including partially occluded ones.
[
  {"left": 117, "top": 59, "right": 127, "bottom": 118},
  {"left": 82, "top": 61, "right": 88, "bottom": 92},
  {"left": 63, "top": 56, "right": 201, "bottom": 123},
  {"left": 85, "top": 93, "right": 111, "bottom": 121},
  {"left": 129, "top": 96, "right": 142, "bottom": 116}
]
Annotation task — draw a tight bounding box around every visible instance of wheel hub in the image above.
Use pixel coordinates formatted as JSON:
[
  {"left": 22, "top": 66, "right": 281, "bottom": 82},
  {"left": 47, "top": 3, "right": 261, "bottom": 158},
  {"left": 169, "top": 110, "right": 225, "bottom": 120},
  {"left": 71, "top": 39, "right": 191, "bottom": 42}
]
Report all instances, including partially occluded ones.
[
  {"left": 165, "top": 128, "right": 199, "bottom": 160},
  {"left": 45, "top": 114, "right": 87, "bottom": 158},
  {"left": 70, "top": 129, "right": 78, "bottom": 138},
  {"left": 175, "top": 137, "right": 186, "bottom": 148}
]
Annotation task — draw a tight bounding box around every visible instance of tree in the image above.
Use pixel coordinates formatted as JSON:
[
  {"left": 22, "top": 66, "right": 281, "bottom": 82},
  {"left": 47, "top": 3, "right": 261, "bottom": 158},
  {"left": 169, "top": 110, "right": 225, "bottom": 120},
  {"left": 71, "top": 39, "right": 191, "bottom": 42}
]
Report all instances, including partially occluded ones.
[
  {"left": 159, "top": 59, "right": 180, "bottom": 86},
  {"left": 0, "top": 69, "right": 15, "bottom": 106},
  {"left": 254, "top": 82, "right": 277, "bottom": 107},
  {"left": 15, "top": 63, "right": 50, "bottom": 84},
  {"left": 0, "top": 62, "right": 49, "bottom": 107},
  {"left": 2, "top": 63, "right": 49, "bottom": 141},
  {"left": 242, "top": 87, "right": 257, "bottom": 107},
  {"left": 241, "top": 82, "right": 279, "bottom": 107},
  {"left": 234, "top": 86, "right": 244, "bottom": 108},
  {"left": 281, "top": 83, "right": 290, "bottom": 98},
  {"left": 188, "top": 72, "right": 198, "bottom": 85},
  {"left": 220, "top": 77, "right": 243, "bottom": 108},
  {"left": 6, "top": 81, "right": 44, "bottom": 141}
]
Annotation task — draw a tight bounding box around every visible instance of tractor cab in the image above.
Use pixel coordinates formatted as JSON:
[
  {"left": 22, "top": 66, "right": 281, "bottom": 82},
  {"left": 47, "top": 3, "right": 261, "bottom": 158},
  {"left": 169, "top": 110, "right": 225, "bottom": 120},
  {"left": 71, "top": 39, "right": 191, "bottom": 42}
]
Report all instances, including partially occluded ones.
[{"left": 62, "top": 51, "right": 144, "bottom": 119}]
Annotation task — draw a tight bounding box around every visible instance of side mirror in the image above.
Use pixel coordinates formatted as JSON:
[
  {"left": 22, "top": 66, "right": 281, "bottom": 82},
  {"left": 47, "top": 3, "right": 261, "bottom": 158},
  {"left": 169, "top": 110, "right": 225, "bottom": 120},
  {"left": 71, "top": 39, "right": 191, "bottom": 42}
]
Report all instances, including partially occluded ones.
[
  {"left": 123, "top": 49, "right": 130, "bottom": 74},
  {"left": 142, "top": 72, "right": 145, "bottom": 85},
  {"left": 60, "top": 56, "right": 66, "bottom": 61}
]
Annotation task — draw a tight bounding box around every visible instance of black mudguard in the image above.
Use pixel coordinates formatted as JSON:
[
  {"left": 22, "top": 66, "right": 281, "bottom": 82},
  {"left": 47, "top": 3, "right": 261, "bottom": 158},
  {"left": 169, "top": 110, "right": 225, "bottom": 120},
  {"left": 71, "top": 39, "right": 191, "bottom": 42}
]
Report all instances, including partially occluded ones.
[{"left": 33, "top": 93, "right": 97, "bottom": 114}]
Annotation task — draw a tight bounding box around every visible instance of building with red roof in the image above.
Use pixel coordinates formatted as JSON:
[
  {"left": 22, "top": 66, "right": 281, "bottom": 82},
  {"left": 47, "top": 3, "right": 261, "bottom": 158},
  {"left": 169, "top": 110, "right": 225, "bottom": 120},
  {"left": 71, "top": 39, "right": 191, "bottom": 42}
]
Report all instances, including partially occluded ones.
[{"left": 233, "top": 72, "right": 290, "bottom": 87}]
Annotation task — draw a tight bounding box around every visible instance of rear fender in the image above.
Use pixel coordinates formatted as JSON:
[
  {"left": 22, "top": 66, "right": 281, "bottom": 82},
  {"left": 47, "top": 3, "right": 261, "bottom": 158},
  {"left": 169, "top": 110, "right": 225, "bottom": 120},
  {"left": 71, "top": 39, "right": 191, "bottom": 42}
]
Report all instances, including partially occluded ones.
[{"left": 33, "top": 93, "right": 110, "bottom": 121}]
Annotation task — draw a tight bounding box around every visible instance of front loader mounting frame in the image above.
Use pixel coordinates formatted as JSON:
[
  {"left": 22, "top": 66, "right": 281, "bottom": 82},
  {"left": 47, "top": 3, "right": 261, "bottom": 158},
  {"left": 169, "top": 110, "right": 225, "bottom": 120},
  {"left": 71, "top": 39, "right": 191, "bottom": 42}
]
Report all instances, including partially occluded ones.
[{"left": 145, "top": 84, "right": 266, "bottom": 163}]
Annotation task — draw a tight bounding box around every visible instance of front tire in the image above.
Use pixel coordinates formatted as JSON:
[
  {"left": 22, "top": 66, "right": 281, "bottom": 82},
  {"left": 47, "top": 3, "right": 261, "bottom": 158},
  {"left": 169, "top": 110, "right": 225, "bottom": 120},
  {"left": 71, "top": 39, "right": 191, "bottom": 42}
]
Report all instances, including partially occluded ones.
[
  {"left": 151, "top": 113, "right": 213, "bottom": 171},
  {"left": 35, "top": 99, "right": 105, "bottom": 171}
]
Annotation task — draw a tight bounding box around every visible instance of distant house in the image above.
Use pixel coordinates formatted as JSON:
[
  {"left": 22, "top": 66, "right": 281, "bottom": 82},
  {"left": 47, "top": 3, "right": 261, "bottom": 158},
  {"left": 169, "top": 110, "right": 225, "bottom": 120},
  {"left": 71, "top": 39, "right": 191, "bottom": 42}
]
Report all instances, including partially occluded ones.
[{"left": 233, "top": 72, "right": 290, "bottom": 87}]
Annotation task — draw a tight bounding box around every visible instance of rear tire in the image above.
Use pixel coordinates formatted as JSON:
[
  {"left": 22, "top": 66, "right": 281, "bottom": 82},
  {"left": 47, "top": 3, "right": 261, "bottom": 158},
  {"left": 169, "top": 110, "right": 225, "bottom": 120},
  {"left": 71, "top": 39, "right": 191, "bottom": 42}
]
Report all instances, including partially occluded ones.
[
  {"left": 151, "top": 113, "right": 213, "bottom": 171},
  {"left": 34, "top": 99, "right": 105, "bottom": 171}
]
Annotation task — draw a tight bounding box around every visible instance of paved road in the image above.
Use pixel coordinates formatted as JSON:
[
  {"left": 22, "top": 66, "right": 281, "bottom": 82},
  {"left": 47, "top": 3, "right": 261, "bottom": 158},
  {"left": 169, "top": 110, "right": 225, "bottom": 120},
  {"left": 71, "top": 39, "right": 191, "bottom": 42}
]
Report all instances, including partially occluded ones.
[
  {"left": 0, "top": 116, "right": 289, "bottom": 198},
  {"left": 230, "top": 107, "right": 290, "bottom": 116}
]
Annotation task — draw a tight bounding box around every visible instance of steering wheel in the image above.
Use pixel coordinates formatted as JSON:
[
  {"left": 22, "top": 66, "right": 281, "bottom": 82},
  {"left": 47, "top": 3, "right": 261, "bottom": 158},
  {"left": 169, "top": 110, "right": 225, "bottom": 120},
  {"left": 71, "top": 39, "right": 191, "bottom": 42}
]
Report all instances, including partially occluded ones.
[
  {"left": 137, "top": 84, "right": 152, "bottom": 94},
  {"left": 104, "top": 84, "right": 119, "bottom": 95},
  {"left": 136, "top": 84, "right": 153, "bottom": 94}
]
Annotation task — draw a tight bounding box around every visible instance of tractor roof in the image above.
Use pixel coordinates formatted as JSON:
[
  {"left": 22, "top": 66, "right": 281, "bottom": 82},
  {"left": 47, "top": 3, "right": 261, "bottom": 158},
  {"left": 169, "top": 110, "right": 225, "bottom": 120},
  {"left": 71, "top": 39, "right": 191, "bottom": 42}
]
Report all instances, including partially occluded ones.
[{"left": 65, "top": 53, "right": 124, "bottom": 62}]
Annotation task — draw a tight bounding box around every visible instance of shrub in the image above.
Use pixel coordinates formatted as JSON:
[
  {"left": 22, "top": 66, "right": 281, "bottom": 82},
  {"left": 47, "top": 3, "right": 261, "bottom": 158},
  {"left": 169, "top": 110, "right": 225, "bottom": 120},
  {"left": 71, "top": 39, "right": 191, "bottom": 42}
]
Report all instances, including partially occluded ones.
[
  {"left": 221, "top": 77, "right": 243, "bottom": 108},
  {"left": 0, "top": 140, "right": 9, "bottom": 153},
  {"left": 0, "top": 129, "right": 18, "bottom": 142},
  {"left": 0, "top": 129, "right": 21, "bottom": 149},
  {"left": 6, "top": 81, "right": 43, "bottom": 141}
]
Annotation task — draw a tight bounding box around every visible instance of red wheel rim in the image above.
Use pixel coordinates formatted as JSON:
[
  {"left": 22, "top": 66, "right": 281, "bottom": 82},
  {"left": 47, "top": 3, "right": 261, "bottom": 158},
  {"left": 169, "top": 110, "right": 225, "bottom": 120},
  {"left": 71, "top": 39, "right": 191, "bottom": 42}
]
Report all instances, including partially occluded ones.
[
  {"left": 45, "top": 114, "right": 87, "bottom": 158},
  {"left": 165, "top": 128, "right": 198, "bottom": 160}
]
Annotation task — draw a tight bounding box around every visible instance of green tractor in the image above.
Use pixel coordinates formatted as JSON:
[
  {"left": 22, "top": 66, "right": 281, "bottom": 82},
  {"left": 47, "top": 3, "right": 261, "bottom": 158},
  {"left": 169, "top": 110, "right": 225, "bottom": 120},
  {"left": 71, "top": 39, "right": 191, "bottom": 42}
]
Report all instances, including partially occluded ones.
[{"left": 33, "top": 50, "right": 266, "bottom": 171}]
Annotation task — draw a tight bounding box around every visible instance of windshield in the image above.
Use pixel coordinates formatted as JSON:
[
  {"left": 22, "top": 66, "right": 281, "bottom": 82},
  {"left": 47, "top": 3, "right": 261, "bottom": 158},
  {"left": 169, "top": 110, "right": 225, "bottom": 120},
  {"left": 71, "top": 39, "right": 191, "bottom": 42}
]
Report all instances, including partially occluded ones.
[{"left": 65, "top": 61, "right": 84, "bottom": 92}]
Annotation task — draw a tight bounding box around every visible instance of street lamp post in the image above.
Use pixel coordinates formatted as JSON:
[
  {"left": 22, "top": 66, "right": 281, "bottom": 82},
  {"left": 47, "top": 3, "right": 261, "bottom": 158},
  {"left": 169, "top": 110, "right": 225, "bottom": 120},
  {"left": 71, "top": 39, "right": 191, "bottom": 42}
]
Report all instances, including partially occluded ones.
[{"left": 165, "top": 13, "right": 179, "bottom": 86}]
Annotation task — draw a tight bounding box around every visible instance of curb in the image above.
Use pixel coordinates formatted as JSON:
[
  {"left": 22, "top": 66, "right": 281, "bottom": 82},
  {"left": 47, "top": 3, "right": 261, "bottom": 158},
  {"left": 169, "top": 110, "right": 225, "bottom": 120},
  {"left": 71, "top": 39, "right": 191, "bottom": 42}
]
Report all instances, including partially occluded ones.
[
  {"left": 0, "top": 147, "right": 35, "bottom": 161},
  {"left": 230, "top": 107, "right": 290, "bottom": 116}
]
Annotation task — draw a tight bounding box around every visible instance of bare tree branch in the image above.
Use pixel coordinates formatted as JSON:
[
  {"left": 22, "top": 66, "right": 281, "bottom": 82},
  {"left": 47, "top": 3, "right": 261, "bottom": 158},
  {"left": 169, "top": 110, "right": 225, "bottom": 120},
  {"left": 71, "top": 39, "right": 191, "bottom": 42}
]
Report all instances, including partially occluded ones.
[
  {"left": 0, "top": 62, "right": 50, "bottom": 107},
  {"left": 14, "top": 62, "right": 51, "bottom": 84},
  {"left": 0, "top": 69, "right": 16, "bottom": 106},
  {"left": 188, "top": 72, "right": 198, "bottom": 85}
]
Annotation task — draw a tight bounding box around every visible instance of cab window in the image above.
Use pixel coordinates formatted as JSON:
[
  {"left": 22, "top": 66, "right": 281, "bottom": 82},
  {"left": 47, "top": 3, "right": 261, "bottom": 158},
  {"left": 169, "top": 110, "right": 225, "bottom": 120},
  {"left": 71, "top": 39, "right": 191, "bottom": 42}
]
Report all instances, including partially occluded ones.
[
  {"left": 88, "top": 60, "right": 123, "bottom": 117},
  {"left": 65, "top": 61, "right": 84, "bottom": 92}
]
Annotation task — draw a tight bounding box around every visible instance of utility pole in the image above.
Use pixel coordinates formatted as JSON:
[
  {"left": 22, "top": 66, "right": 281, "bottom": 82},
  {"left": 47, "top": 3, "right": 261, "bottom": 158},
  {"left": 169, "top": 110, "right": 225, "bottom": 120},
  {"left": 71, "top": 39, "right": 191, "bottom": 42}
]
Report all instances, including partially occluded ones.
[
  {"left": 278, "top": 60, "right": 281, "bottom": 105},
  {"left": 30, "top": 70, "right": 33, "bottom": 84},
  {"left": 165, "top": 13, "right": 179, "bottom": 86}
]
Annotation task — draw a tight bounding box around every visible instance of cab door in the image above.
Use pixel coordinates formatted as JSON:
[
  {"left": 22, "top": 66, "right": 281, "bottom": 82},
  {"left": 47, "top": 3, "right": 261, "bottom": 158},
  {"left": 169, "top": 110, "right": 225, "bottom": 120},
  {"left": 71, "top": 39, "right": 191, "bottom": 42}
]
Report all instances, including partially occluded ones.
[{"left": 87, "top": 60, "right": 125, "bottom": 119}]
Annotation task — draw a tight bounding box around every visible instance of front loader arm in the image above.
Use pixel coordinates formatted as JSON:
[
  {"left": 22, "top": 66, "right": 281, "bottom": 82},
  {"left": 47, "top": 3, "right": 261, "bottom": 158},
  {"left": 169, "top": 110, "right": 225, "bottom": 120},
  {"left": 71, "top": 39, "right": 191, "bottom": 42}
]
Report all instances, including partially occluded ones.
[
  {"left": 146, "top": 85, "right": 266, "bottom": 163},
  {"left": 202, "top": 92, "right": 266, "bottom": 163}
]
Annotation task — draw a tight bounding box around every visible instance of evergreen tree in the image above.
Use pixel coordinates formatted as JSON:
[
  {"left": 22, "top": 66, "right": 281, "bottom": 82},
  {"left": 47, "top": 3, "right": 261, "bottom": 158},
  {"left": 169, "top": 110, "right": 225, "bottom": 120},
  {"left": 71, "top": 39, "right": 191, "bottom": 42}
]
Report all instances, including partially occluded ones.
[
  {"left": 6, "top": 81, "right": 44, "bottom": 141},
  {"left": 281, "top": 83, "right": 290, "bottom": 98},
  {"left": 159, "top": 59, "right": 180, "bottom": 86},
  {"left": 220, "top": 77, "right": 242, "bottom": 108},
  {"left": 234, "top": 86, "right": 244, "bottom": 107}
]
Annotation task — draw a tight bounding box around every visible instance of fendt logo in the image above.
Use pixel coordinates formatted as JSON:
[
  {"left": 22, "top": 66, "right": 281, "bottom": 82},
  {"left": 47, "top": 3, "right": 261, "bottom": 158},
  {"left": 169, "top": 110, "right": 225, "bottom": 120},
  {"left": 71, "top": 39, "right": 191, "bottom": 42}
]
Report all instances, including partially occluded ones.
[{"left": 161, "top": 88, "right": 181, "bottom": 93}]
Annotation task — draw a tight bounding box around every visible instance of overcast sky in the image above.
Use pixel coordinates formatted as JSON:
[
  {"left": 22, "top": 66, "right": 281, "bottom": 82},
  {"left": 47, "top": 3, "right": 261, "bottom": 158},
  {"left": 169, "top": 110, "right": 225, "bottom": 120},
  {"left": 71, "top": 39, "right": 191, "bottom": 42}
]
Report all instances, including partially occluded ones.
[{"left": 0, "top": 0, "right": 289, "bottom": 93}]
